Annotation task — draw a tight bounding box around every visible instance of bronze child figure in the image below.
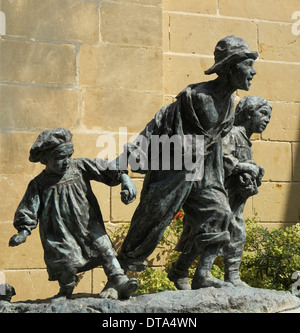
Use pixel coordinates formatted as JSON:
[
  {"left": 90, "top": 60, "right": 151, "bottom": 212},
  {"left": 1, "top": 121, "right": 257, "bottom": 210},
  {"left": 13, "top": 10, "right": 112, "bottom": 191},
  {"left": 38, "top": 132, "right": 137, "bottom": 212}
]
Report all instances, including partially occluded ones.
[
  {"left": 167, "top": 36, "right": 259, "bottom": 290},
  {"left": 9, "top": 128, "right": 138, "bottom": 299},
  {"left": 221, "top": 95, "right": 272, "bottom": 286},
  {"left": 108, "top": 35, "right": 258, "bottom": 293}
]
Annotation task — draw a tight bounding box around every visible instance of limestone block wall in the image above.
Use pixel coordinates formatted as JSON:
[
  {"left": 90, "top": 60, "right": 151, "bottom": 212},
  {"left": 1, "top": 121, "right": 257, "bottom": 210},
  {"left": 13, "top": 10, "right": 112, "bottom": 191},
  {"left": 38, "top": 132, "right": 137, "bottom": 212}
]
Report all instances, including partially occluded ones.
[{"left": 0, "top": 0, "right": 299, "bottom": 301}]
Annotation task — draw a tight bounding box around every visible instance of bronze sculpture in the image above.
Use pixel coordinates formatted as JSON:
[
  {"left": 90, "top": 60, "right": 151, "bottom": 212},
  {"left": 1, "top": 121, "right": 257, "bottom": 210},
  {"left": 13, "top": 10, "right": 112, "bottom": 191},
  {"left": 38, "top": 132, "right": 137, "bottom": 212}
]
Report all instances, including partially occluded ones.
[
  {"left": 170, "top": 96, "right": 272, "bottom": 289},
  {"left": 9, "top": 128, "right": 139, "bottom": 299},
  {"left": 221, "top": 96, "right": 272, "bottom": 286},
  {"left": 99, "top": 35, "right": 259, "bottom": 297},
  {"left": 7, "top": 36, "right": 273, "bottom": 301}
]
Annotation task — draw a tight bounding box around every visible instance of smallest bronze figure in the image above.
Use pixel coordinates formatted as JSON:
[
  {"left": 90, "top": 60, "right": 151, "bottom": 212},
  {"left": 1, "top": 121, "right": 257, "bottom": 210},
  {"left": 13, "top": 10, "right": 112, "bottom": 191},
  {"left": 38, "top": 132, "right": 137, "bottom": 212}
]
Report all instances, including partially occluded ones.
[
  {"left": 221, "top": 96, "right": 272, "bottom": 286},
  {"left": 9, "top": 128, "right": 139, "bottom": 299}
]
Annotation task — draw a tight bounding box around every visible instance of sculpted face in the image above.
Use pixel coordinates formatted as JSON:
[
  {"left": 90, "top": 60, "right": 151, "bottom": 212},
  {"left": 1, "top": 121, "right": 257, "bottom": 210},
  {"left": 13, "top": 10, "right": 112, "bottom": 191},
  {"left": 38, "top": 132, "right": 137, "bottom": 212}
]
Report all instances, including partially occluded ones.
[
  {"left": 250, "top": 106, "right": 272, "bottom": 133},
  {"left": 45, "top": 152, "right": 72, "bottom": 174},
  {"left": 230, "top": 58, "right": 256, "bottom": 91}
]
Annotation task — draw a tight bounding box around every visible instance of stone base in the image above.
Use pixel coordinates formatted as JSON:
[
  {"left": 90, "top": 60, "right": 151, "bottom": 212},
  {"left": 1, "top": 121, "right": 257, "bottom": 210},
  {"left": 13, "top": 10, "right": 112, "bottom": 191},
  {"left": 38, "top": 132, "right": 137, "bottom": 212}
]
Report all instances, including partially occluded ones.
[{"left": 1, "top": 286, "right": 299, "bottom": 313}]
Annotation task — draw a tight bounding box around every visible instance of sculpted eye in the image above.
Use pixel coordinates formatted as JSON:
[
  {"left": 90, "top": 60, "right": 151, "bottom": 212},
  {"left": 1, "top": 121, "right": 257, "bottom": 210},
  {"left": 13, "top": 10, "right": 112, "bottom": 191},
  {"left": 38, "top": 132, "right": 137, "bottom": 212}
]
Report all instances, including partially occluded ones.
[
  {"left": 259, "top": 109, "right": 269, "bottom": 116},
  {"left": 245, "top": 59, "right": 254, "bottom": 67}
]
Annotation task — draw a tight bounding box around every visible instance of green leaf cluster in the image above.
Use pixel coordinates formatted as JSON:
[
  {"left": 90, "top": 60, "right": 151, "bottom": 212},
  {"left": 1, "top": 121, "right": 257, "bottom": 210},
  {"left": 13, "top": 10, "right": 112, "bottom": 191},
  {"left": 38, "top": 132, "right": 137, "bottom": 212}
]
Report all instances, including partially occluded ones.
[
  {"left": 111, "top": 214, "right": 300, "bottom": 294},
  {"left": 240, "top": 218, "right": 300, "bottom": 291}
]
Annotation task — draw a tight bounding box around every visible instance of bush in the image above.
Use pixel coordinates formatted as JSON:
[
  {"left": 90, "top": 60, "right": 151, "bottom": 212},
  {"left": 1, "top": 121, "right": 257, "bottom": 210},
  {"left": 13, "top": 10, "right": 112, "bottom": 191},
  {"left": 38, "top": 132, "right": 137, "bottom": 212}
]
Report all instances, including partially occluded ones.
[
  {"left": 136, "top": 268, "right": 176, "bottom": 294},
  {"left": 111, "top": 213, "right": 300, "bottom": 294},
  {"left": 240, "top": 218, "right": 300, "bottom": 291}
]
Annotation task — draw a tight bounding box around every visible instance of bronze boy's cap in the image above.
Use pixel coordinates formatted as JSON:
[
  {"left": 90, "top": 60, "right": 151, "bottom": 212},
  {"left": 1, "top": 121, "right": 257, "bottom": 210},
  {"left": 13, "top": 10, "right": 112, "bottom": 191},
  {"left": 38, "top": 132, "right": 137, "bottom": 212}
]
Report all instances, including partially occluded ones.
[
  {"left": 29, "top": 128, "right": 73, "bottom": 163},
  {"left": 205, "top": 35, "right": 258, "bottom": 75}
]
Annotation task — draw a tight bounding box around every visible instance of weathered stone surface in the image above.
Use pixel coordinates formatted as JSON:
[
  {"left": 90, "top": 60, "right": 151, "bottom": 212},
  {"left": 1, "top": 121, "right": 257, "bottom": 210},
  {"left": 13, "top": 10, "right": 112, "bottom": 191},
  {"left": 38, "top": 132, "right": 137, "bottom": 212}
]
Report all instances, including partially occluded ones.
[
  {"left": 0, "top": 86, "right": 79, "bottom": 130},
  {"left": 169, "top": 14, "right": 258, "bottom": 55},
  {"left": 0, "top": 0, "right": 99, "bottom": 43},
  {"left": 219, "top": 0, "right": 300, "bottom": 23},
  {"left": 253, "top": 182, "right": 300, "bottom": 223},
  {"left": 100, "top": 2, "right": 162, "bottom": 47},
  {"left": 163, "top": 0, "right": 217, "bottom": 14},
  {"left": 163, "top": 54, "right": 216, "bottom": 95},
  {"left": 82, "top": 89, "right": 163, "bottom": 132},
  {"left": 252, "top": 141, "right": 292, "bottom": 182},
  {"left": 0, "top": 223, "right": 45, "bottom": 269},
  {"left": 0, "top": 40, "right": 76, "bottom": 85},
  {"left": 258, "top": 22, "right": 300, "bottom": 62},
  {"left": 292, "top": 143, "right": 300, "bottom": 182},
  {"left": 238, "top": 62, "right": 300, "bottom": 103},
  {"left": 262, "top": 103, "right": 300, "bottom": 142},
  {"left": 0, "top": 174, "right": 35, "bottom": 223},
  {"left": 118, "top": 0, "right": 161, "bottom": 5},
  {"left": 79, "top": 44, "right": 163, "bottom": 92},
  {"left": 1, "top": 287, "right": 299, "bottom": 313}
]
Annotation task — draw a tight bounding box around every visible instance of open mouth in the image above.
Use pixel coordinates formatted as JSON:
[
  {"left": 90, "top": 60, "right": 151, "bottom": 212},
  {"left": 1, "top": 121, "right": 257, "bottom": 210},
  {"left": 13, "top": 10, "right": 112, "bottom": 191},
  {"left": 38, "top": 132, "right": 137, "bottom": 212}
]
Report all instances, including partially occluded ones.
[{"left": 247, "top": 77, "right": 253, "bottom": 85}]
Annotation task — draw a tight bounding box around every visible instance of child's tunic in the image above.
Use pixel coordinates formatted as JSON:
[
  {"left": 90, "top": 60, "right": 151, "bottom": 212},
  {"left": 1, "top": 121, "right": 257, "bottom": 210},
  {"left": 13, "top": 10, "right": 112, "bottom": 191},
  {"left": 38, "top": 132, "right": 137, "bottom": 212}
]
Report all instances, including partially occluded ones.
[
  {"left": 221, "top": 126, "right": 257, "bottom": 259},
  {"left": 13, "top": 158, "right": 122, "bottom": 281}
]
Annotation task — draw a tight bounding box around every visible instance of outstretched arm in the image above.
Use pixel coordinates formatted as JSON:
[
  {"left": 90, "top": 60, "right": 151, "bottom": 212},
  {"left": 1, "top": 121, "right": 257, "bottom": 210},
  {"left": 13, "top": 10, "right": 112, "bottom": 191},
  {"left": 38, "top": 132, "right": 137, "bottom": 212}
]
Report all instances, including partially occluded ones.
[{"left": 9, "top": 180, "right": 40, "bottom": 247}]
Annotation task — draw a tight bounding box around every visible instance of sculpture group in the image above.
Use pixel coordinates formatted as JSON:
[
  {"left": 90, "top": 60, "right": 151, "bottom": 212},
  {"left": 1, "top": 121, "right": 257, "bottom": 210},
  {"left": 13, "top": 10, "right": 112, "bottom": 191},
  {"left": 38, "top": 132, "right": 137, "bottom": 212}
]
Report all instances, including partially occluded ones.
[{"left": 8, "top": 35, "right": 272, "bottom": 300}]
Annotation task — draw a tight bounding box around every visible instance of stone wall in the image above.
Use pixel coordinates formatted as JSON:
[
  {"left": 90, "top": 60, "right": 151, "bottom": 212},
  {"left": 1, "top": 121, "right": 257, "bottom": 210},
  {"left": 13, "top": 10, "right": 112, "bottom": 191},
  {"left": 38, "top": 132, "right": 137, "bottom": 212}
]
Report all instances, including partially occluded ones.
[{"left": 0, "top": 0, "right": 299, "bottom": 301}]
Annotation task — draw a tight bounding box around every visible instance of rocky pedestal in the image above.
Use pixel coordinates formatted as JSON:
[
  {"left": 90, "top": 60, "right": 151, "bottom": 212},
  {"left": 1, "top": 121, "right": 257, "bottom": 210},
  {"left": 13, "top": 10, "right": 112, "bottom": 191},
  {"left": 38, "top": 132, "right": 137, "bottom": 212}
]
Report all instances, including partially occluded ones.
[{"left": 1, "top": 286, "right": 299, "bottom": 313}]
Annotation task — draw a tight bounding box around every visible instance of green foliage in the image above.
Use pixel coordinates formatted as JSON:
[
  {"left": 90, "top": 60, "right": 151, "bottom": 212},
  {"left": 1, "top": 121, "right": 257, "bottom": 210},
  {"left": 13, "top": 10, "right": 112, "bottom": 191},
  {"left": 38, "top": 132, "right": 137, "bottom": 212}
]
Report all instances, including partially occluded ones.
[
  {"left": 110, "top": 222, "right": 130, "bottom": 252},
  {"left": 136, "top": 268, "right": 177, "bottom": 294},
  {"left": 240, "top": 218, "right": 300, "bottom": 291},
  {"left": 111, "top": 214, "right": 300, "bottom": 294}
]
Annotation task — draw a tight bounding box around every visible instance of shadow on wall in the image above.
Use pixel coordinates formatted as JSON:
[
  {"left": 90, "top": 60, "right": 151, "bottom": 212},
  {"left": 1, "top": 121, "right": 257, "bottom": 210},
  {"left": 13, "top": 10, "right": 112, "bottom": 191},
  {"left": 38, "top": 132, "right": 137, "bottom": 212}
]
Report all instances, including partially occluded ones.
[{"left": 285, "top": 111, "right": 300, "bottom": 226}]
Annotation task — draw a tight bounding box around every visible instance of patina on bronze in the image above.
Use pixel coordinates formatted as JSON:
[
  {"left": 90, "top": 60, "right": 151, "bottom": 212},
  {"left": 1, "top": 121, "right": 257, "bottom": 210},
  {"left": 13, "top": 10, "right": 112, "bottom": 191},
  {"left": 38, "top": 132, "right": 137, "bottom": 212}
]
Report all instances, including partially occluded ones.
[
  {"left": 221, "top": 96, "right": 272, "bottom": 286},
  {"left": 9, "top": 128, "right": 138, "bottom": 299},
  {"left": 100, "top": 36, "right": 259, "bottom": 297}
]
